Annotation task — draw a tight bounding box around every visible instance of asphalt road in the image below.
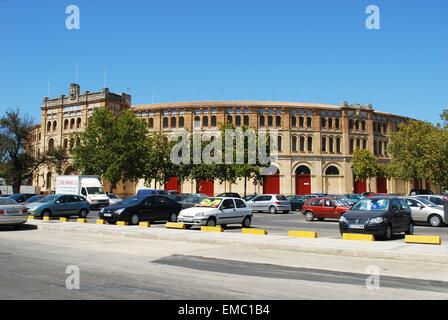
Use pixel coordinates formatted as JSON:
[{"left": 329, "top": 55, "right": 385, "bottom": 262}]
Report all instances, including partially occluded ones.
[
  {"left": 1, "top": 227, "right": 447, "bottom": 300},
  {"left": 86, "top": 210, "right": 448, "bottom": 241}
]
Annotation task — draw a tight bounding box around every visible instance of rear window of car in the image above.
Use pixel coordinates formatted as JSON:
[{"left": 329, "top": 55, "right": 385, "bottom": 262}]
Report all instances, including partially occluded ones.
[
  {"left": 430, "top": 197, "right": 444, "bottom": 205},
  {"left": 276, "top": 195, "right": 287, "bottom": 201},
  {"left": 0, "top": 198, "right": 17, "bottom": 205}
]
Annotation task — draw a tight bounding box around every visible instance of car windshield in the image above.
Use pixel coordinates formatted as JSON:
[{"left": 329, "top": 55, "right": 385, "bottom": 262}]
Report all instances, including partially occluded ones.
[
  {"left": 87, "top": 187, "right": 105, "bottom": 195},
  {"left": 418, "top": 198, "right": 436, "bottom": 207},
  {"left": 39, "top": 195, "right": 59, "bottom": 203},
  {"left": 197, "top": 198, "right": 222, "bottom": 208},
  {"left": 0, "top": 198, "right": 17, "bottom": 205},
  {"left": 352, "top": 199, "right": 389, "bottom": 211},
  {"left": 118, "top": 197, "right": 141, "bottom": 206},
  {"left": 25, "top": 196, "right": 41, "bottom": 202}
]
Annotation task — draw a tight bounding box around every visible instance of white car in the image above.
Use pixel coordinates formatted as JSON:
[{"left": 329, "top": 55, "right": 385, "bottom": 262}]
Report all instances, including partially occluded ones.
[
  {"left": 0, "top": 197, "right": 28, "bottom": 227},
  {"left": 407, "top": 197, "right": 446, "bottom": 227},
  {"left": 177, "top": 197, "right": 253, "bottom": 228}
]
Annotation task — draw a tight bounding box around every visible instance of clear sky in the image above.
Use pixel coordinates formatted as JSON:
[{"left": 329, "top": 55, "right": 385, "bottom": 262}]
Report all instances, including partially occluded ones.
[{"left": 0, "top": 0, "right": 447, "bottom": 123}]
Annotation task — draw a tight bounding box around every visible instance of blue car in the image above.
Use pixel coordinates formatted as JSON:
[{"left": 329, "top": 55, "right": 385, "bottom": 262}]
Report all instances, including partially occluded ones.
[{"left": 26, "top": 194, "right": 90, "bottom": 218}]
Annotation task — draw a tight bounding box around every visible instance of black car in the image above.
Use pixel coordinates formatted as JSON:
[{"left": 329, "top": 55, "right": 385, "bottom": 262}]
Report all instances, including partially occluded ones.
[
  {"left": 285, "top": 195, "right": 307, "bottom": 211},
  {"left": 8, "top": 193, "right": 38, "bottom": 203},
  {"left": 409, "top": 189, "right": 433, "bottom": 196},
  {"left": 217, "top": 193, "right": 241, "bottom": 198},
  {"left": 339, "top": 197, "right": 414, "bottom": 240},
  {"left": 99, "top": 195, "right": 182, "bottom": 225}
]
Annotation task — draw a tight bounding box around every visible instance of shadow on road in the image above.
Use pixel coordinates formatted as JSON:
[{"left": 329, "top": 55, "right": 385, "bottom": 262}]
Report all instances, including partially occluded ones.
[{"left": 0, "top": 224, "right": 38, "bottom": 232}]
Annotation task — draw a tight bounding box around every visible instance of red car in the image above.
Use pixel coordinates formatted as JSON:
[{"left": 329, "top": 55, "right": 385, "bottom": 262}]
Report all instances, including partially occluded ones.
[{"left": 301, "top": 198, "right": 351, "bottom": 221}]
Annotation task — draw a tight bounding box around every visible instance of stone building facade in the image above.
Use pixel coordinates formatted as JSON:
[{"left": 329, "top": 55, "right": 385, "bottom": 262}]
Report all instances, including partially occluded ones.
[{"left": 30, "top": 84, "right": 425, "bottom": 196}]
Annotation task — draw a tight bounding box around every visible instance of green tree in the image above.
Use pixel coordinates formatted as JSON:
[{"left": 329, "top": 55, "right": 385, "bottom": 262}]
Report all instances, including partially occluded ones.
[
  {"left": 351, "top": 149, "right": 379, "bottom": 192},
  {"left": 0, "top": 108, "right": 48, "bottom": 193},
  {"left": 72, "top": 108, "right": 149, "bottom": 193}
]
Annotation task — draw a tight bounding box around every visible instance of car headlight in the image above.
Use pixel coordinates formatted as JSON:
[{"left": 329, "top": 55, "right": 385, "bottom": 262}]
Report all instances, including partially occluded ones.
[
  {"left": 340, "top": 216, "right": 348, "bottom": 223},
  {"left": 195, "top": 212, "right": 205, "bottom": 217},
  {"left": 369, "top": 217, "right": 384, "bottom": 224},
  {"left": 115, "top": 208, "right": 125, "bottom": 215},
  {"left": 100, "top": 208, "right": 105, "bottom": 213}
]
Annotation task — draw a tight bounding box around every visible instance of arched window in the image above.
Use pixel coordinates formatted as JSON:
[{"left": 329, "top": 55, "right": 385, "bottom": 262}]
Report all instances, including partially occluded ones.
[
  {"left": 336, "top": 137, "right": 341, "bottom": 153},
  {"left": 170, "top": 117, "right": 176, "bottom": 128},
  {"left": 299, "top": 116, "right": 305, "bottom": 127},
  {"left": 64, "top": 119, "right": 69, "bottom": 130},
  {"left": 194, "top": 116, "right": 201, "bottom": 128},
  {"left": 53, "top": 121, "right": 57, "bottom": 131},
  {"left": 335, "top": 118, "right": 340, "bottom": 129},
  {"left": 362, "top": 139, "right": 367, "bottom": 150},
  {"left": 325, "top": 166, "right": 340, "bottom": 176},
  {"left": 349, "top": 119, "right": 354, "bottom": 130},
  {"left": 321, "top": 137, "right": 327, "bottom": 152},
  {"left": 46, "top": 172, "right": 52, "bottom": 189},
  {"left": 307, "top": 117, "right": 312, "bottom": 127},
  {"left": 276, "top": 116, "right": 281, "bottom": 127},
  {"left": 69, "top": 139, "right": 75, "bottom": 150},
  {"left": 307, "top": 136, "right": 313, "bottom": 152},
  {"left": 321, "top": 117, "right": 327, "bottom": 128},
  {"left": 277, "top": 136, "right": 282, "bottom": 152},
  {"left": 148, "top": 118, "right": 154, "bottom": 128},
  {"left": 243, "top": 115, "right": 249, "bottom": 126},
  {"left": 163, "top": 117, "right": 169, "bottom": 128},
  {"left": 70, "top": 119, "right": 75, "bottom": 130},
  {"left": 259, "top": 115, "right": 265, "bottom": 127},
  {"left": 63, "top": 139, "right": 68, "bottom": 150},
  {"left": 355, "top": 120, "right": 360, "bottom": 130},
  {"left": 76, "top": 118, "right": 81, "bottom": 129},
  {"left": 268, "top": 116, "right": 273, "bottom": 127},
  {"left": 361, "top": 120, "right": 366, "bottom": 131},
  {"left": 178, "top": 117, "right": 184, "bottom": 128},
  {"left": 383, "top": 123, "right": 387, "bottom": 133},
  {"left": 291, "top": 116, "right": 297, "bottom": 127},
  {"left": 300, "top": 136, "right": 305, "bottom": 152},
  {"left": 48, "top": 138, "right": 55, "bottom": 152},
  {"left": 297, "top": 165, "right": 311, "bottom": 175},
  {"left": 211, "top": 116, "right": 217, "bottom": 127},
  {"left": 47, "top": 121, "right": 51, "bottom": 132},
  {"left": 328, "top": 118, "right": 333, "bottom": 129},
  {"left": 292, "top": 136, "right": 298, "bottom": 152},
  {"left": 227, "top": 115, "right": 233, "bottom": 124},
  {"left": 202, "top": 116, "right": 209, "bottom": 127},
  {"left": 349, "top": 139, "right": 354, "bottom": 154},
  {"left": 329, "top": 137, "right": 334, "bottom": 153},
  {"left": 235, "top": 115, "right": 241, "bottom": 127}
]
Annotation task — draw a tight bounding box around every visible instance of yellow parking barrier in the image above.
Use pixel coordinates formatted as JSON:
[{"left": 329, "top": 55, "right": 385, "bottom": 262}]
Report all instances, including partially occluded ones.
[
  {"left": 201, "top": 226, "right": 223, "bottom": 233},
  {"left": 288, "top": 230, "right": 318, "bottom": 239},
  {"left": 42, "top": 216, "right": 51, "bottom": 221},
  {"left": 242, "top": 228, "right": 268, "bottom": 235},
  {"left": 166, "top": 222, "right": 186, "bottom": 229},
  {"left": 96, "top": 219, "right": 106, "bottom": 225},
  {"left": 117, "top": 221, "right": 128, "bottom": 226},
  {"left": 342, "top": 233, "right": 375, "bottom": 242},
  {"left": 77, "top": 218, "right": 87, "bottom": 224},
  {"left": 27, "top": 216, "right": 35, "bottom": 221},
  {"left": 405, "top": 235, "right": 441, "bottom": 245},
  {"left": 59, "top": 217, "right": 69, "bottom": 223},
  {"left": 139, "top": 222, "right": 151, "bottom": 228}
]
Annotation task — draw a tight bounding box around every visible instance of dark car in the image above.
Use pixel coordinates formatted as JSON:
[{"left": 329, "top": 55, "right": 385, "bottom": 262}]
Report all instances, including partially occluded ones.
[
  {"left": 136, "top": 189, "right": 170, "bottom": 198},
  {"left": 99, "top": 195, "right": 182, "bottom": 225},
  {"left": 181, "top": 194, "right": 209, "bottom": 209},
  {"left": 339, "top": 197, "right": 414, "bottom": 240},
  {"left": 409, "top": 189, "right": 433, "bottom": 196},
  {"left": 21, "top": 195, "right": 46, "bottom": 205},
  {"left": 8, "top": 193, "right": 38, "bottom": 203},
  {"left": 217, "top": 193, "right": 241, "bottom": 198},
  {"left": 285, "top": 195, "right": 307, "bottom": 211}
]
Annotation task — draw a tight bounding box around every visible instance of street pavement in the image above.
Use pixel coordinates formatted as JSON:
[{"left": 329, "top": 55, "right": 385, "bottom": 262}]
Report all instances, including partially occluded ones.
[
  {"left": 87, "top": 209, "right": 448, "bottom": 241},
  {"left": 1, "top": 226, "right": 448, "bottom": 299}
]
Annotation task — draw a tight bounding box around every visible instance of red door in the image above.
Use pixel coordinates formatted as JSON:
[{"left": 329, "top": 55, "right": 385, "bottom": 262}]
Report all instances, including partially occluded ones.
[
  {"left": 354, "top": 178, "right": 367, "bottom": 193},
  {"left": 263, "top": 174, "right": 280, "bottom": 194},
  {"left": 376, "top": 177, "right": 388, "bottom": 194},
  {"left": 296, "top": 175, "right": 311, "bottom": 195},
  {"left": 197, "top": 180, "right": 214, "bottom": 196},
  {"left": 165, "top": 177, "right": 182, "bottom": 193}
]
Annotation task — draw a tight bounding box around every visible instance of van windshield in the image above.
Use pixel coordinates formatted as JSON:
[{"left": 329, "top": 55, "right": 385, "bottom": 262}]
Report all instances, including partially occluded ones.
[
  {"left": 87, "top": 187, "right": 105, "bottom": 195},
  {"left": 352, "top": 199, "right": 389, "bottom": 211}
]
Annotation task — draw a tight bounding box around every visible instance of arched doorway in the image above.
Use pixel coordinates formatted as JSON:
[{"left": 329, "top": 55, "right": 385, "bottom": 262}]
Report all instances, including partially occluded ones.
[
  {"left": 296, "top": 165, "right": 311, "bottom": 195},
  {"left": 165, "top": 177, "right": 182, "bottom": 193},
  {"left": 323, "top": 165, "right": 341, "bottom": 194},
  {"left": 263, "top": 168, "right": 280, "bottom": 194}
]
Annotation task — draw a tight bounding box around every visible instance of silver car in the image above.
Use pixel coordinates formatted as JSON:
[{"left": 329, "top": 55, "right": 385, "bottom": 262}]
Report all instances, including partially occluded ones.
[
  {"left": 246, "top": 194, "right": 291, "bottom": 214},
  {"left": 0, "top": 197, "right": 28, "bottom": 226},
  {"left": 414, "top": 195, "right": 446, "bottom": 207},
  {"left": 406, "top": 197, "right": 446, "bottom": 227}
]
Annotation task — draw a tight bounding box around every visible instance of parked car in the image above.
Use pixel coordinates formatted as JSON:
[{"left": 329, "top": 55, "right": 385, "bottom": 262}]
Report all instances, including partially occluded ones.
[
  {"left": 246, "top": 194, "right": 291, "bottom": 214},
  {"left": 285, "top": 195, "right": 307, "bottom": 211},
  {"left": 242, "top": 194, "right": 257, "bottom": 202},
  {"left": 302, "top": 197, "right": 351, "bottom": 221},
  {"left": 414, "top": 195, "right": 446, "bottom": 207},
  {"left": 344, "top": 194, "right": 364, "bottom": 203},
  {"left": 26, "top": 194, "right": 90, "bottom": 218},
  {"left": 181, "top": 194, "right": 209, "bottom": 209},
  {"left": 339, "top": 197, "right": 414, "bottom": 240},
  {"left": 406, "top": 197, "right": 446, "bottom": 227},
  {"left": 177, "top": 197, "right": 252, "bottom": 228},
  {"left": 0, "top": 197, "right": 28, "bottom": 227},
  {"left": 216, "top": 193, "right": 241, "bottom": 198},
  {"left": 136, "top": 189, "right": 170, "bottom": 198},
  {"left": 99, "top": 195, "right": 182, "bottom": 225},
  {"left": 409, "top": 189, "right": 434, "bottom": 196},
  {"left": 107, "top": 194, "right": 122, "bottom": 206},
  {"left": 21, "top": 195, "right": 46, "bottom": 205},
  {"left": 8, "top": 193, "right": 37, "bottom": 204}
]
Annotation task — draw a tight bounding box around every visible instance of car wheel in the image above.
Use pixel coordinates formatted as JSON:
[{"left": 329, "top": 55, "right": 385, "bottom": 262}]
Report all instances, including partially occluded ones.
[
  {"left": 169, "top": 212, "right": 178, "bottom": 222},
  {"left": 221, "top": 224, "right": 228, "bottom": 229},
  {"left": 384, "top": 225, "right": 393, "bottom": 240},
  {"left": 269, "top": 206, "right": 277, "bottom": 214},
  {"left": 106, "top": 220, "right": 116, "bottom": 225},
  {"left": 129, "top": 214, "right": 140, "bottom": 225},
  {"left": 304, "top": 211, "right": 314, "bottom": 222},
  {"left": 405, "top": 221, "right": 414, "bottom": 235},
  {"left": 206, "top": 217, "right": 217, "bottom": 227},
  {"left": 79, "top": 209, "right": 88, "bottom": 219},
  {"left": 318, "top": 218, "right": 325, "bottom": 221},
  {"left": 242, "top": 216, "right": 252, "bottom": 228},
  {"left": 41, "top": 209, "right": 51, "bottom": 218},
  {"left": 428, "top": 214, "right": 443, "bottom": 227}
]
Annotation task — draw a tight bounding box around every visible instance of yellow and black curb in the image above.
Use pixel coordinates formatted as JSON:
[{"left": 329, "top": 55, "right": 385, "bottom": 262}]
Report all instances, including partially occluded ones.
[
  {"left": 139, "top": 222, "right": 151, "bottom": 228},
  {"left": 342, "top": 233, "right": 375, "bottom": 242},
  {"left": 76, "top": 218, "right": 87, "bottom": 224},
  {"left": 166, "top": 222, "right": 187, "bottom": 229},
  {"left": 288, "top": 230, "right": 318, "bottom": 239},
  {"left": 201, "top": 226, "right": 223, "bottom": 233},
  {"left": 405, "top": 235, "right": 441, "bottom": 245},
  {"left": 242, "top": 228, "right": 268, "bottom": 235}
]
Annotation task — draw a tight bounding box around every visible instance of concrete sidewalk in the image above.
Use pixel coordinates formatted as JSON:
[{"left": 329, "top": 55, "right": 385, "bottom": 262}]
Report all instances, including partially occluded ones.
[{"left": 28, "top": 220, "right": 448, "bottom": 264}]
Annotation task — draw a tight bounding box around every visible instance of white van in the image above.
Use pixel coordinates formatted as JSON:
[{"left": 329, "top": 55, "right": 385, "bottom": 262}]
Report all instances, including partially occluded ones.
[{"left": 55, "top": 176, "right": 110, "bottom": 208}]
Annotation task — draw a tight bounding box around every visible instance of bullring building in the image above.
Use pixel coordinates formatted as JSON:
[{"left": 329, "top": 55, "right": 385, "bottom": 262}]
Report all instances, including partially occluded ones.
[{"left": 30, "top": 84, "right": 424, "bottom": 197}]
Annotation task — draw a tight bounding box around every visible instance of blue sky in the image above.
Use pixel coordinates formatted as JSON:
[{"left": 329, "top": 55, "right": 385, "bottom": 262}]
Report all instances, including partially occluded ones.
[{"left": 0, "top": 0, "right": 447, "bottom": 123}]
